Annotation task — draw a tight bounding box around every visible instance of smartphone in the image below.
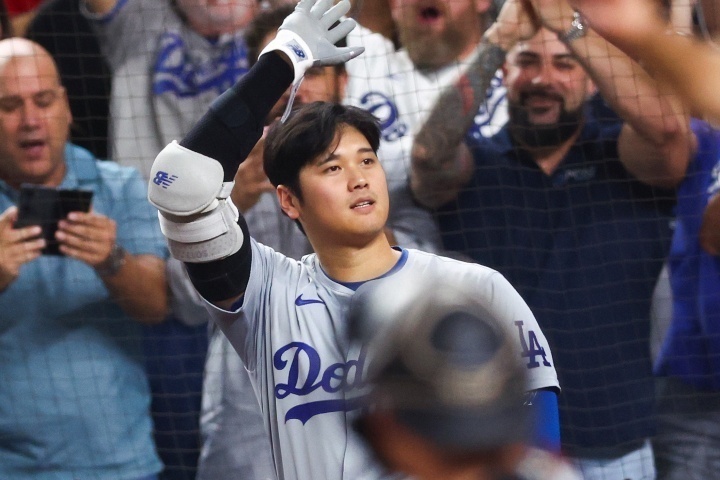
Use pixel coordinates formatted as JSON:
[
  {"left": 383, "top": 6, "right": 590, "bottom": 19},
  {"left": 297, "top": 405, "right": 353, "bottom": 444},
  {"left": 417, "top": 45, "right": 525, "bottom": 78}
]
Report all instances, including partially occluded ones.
[{"left": 15, "top": 184, "right": 94, "bottom": 255}]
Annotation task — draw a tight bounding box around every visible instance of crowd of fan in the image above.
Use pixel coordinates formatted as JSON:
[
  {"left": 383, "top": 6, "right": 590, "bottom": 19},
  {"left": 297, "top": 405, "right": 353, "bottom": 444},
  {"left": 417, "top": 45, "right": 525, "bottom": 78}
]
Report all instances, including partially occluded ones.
[{"left": 0, "top": 0, "right": 718, "bottom": 479}]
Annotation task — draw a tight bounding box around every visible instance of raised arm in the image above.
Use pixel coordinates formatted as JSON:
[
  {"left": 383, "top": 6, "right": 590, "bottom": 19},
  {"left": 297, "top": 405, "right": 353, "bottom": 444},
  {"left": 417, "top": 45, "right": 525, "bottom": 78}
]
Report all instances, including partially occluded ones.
[
  {"left": 410, "top": 0, "right": 539, "bottom": 209},
  {"left": 147, "top": 0, "right": 362, "bottom": 306},
  {"left": 530, "top": 0, "right": 693, "bottom": 188},
  {"left": 571, "top": 0, "right": 720, "bottom": 127},
  {"left": 349, "top": 0, "right": 395, "bottom": 41}
]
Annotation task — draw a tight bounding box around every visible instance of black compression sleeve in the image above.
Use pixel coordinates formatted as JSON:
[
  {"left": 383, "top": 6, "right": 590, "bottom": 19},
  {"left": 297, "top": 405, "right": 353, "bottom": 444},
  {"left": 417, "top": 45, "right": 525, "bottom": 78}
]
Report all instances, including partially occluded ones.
[
  {"left": 180, "top": 52, "right": 293, "bottom": 182},
  {"left": 185, "top": 214, "right": 253, "bottom": 302}
]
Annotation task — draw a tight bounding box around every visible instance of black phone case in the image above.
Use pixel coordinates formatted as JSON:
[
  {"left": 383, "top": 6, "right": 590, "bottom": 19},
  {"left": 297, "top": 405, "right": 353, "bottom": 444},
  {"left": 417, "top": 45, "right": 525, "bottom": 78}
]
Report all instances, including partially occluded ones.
[{"left": 15, "top": 185, "right": 93, "bottom": 255}]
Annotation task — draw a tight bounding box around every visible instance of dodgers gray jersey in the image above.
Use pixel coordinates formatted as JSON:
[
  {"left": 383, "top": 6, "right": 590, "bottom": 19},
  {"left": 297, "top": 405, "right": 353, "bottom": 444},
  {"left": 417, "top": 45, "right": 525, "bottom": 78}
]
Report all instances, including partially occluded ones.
[{"left": 207, "top": 242, "right": 559, "bottom": 480}]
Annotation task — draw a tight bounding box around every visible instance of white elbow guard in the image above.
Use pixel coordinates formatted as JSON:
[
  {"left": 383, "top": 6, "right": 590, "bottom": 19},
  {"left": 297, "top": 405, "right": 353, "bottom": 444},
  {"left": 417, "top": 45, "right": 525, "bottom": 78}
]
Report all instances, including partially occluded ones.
[{"left": 148, "top": 141, "right": 244, "bottom": 263}]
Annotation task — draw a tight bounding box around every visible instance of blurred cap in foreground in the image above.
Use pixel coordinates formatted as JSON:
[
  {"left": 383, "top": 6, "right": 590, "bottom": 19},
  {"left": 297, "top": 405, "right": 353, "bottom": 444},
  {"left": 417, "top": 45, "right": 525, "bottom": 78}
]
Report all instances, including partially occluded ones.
[{"left": 350, "top": 276, "right": 531, "bottom": 450}]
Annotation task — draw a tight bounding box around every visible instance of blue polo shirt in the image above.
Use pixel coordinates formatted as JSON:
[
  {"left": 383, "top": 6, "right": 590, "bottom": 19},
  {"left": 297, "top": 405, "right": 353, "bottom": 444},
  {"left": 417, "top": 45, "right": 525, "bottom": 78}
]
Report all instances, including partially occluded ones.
[
  {"left": 655, "top": 120, "right": 720, "bottom": 391},
  {"left": 0, "top": 144, "right": 166, "bottom": 478},
  {"left": 438, "top": 120, "right": 675, "bottom": 452}
]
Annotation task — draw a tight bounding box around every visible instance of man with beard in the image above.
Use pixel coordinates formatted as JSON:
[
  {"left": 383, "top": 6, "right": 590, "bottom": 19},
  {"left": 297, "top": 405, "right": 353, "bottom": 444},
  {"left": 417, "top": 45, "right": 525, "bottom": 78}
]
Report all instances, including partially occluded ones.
[
  {"left": 409, "top": 1, "right": 694, "bottom": 478},
  {"left": 343, "top": 0, "right": 510, "bottom": 253}
]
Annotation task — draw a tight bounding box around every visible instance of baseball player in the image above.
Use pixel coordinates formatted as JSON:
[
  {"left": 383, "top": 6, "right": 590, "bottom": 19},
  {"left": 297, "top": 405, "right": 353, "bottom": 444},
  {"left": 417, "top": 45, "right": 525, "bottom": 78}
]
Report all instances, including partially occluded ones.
[{"left": 147, "top": 0, "right": 559, "bottom": 478}]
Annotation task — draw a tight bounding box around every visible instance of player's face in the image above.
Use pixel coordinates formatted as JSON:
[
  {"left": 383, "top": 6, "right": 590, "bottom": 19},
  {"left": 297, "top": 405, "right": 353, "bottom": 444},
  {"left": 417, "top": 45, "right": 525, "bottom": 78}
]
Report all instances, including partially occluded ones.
[
  {"left": 0, "top": 54, "right": 71, "bottom": 189},
  {"left": 503, "top": 29, "right": 591, "bottom": 147},
  {"left": 279, "top": 126, "right": 389, "bottom": 248},
  {"left": 176, "top": 0, "right": 259, "bottom": 36},
  {"left": 391, "top": 0, "right": 490, "bottom": 70}
]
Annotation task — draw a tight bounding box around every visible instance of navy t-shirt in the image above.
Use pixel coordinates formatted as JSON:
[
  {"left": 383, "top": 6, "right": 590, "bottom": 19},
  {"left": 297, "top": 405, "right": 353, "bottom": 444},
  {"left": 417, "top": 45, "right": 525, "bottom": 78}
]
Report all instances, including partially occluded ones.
[{"left": 437, "top": 120, "right": 675, "bottom": 452}]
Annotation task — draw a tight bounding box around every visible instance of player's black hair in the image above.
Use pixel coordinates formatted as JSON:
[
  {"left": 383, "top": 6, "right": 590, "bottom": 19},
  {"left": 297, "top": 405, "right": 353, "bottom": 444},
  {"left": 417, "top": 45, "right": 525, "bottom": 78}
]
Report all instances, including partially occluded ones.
[{"left": 263, "top": 101, "right": 381, "bottom": 200}]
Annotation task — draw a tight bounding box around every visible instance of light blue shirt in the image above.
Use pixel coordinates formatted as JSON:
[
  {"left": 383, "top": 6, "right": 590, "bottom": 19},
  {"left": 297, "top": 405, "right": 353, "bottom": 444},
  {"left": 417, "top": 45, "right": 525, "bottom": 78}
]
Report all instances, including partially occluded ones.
[{"left": 0, "top": 144, "right": 166, "bottom": 479}]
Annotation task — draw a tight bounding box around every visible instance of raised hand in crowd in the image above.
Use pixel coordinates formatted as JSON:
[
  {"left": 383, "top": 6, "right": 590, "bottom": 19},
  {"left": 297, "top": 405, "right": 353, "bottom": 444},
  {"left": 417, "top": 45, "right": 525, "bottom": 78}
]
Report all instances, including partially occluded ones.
[
  {"left": 231, "top": 134, "right": 275, "bottom": 214},
  {"left": 570, "top": 0, "right": 720, "bottom": 124}
]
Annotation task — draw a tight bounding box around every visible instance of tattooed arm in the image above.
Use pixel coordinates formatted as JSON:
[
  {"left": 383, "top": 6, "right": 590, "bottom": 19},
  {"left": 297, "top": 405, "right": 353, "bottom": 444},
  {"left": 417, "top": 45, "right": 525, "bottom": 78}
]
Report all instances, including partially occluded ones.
[{"left": 410, "top": 0, "right": 538, "bottom": 209}]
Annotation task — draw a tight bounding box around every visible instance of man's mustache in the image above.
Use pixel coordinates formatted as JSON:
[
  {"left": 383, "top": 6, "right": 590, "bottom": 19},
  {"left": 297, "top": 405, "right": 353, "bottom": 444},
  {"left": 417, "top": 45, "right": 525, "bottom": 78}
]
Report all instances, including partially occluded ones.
[{"left": 519, "top": 89, "right": 564, "bottom": 105}]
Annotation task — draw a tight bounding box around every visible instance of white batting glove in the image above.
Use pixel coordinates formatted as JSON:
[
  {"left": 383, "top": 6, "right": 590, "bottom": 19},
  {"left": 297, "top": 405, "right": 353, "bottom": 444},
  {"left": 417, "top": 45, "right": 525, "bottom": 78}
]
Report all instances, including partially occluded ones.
[{"left": 259, "top": 0, "right": 365, "bottom": 84}]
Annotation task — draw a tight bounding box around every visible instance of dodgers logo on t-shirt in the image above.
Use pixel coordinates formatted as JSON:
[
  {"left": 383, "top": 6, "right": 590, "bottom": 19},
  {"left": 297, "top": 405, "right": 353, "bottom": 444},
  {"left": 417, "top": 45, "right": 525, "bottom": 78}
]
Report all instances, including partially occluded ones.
[
  {"left": 468, "top": 72, "right": 508, "bottom": 140},
  {"left": 359, "top": 91, "right": 407, "bottom": 143},
  {"left": 152, "top": 32, "right": 250, "bottom": 97}
]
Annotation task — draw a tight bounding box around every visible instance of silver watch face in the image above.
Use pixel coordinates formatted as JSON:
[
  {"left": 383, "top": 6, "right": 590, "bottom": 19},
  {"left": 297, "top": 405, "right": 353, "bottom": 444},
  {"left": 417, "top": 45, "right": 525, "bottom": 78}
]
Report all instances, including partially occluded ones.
[
  {"left": 562, "top": 12, "right": 587, "bottom": 43},
  {"left": 98, "top": 245, "right": 126, "bottom": 276}
]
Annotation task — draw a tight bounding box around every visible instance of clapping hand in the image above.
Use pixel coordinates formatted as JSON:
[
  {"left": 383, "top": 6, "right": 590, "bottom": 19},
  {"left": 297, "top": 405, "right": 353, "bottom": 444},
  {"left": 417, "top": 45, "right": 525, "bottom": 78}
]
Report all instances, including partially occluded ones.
[{"left": 486, "top": 0, "right": 541, "bottom": 51}]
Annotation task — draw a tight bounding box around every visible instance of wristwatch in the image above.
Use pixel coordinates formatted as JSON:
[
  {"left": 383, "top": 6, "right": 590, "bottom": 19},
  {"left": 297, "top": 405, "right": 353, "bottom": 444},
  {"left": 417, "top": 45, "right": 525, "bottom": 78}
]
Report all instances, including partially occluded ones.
[
  {"left": 559, "top": 11, "right": 587, "bottom": 44},
  {"left": 96, "top": 244, "right": 127, "bottom": 277}
]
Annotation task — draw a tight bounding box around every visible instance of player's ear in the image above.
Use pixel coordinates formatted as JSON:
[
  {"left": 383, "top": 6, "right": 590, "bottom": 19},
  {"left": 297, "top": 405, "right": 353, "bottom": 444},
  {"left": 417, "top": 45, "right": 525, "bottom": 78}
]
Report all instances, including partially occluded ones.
[
  {"left": 60, "top": 86, "right": 73, "bottom": 128},
  {"left": 277, "top": 185, "right": 300, "bottom": 220}
]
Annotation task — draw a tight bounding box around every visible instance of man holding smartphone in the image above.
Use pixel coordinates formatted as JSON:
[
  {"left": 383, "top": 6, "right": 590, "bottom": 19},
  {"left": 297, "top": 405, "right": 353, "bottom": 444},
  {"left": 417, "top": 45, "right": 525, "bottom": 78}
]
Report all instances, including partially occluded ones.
[{"left": 0, "top": 38, "right": 168, "bottom": 479}]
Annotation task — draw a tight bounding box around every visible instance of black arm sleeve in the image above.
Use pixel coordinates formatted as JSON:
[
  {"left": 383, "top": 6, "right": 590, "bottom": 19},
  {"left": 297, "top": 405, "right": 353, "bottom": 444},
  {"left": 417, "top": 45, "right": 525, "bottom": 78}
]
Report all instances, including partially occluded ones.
[
  {"left": 177, "top": 52, "right": 292, "bottom": 301},
  {"left": 180, "top": 52, "right": 293, "bottom": 182},
  {"left": 185, "top": 214, "right": 254, "bottom": 302}
]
